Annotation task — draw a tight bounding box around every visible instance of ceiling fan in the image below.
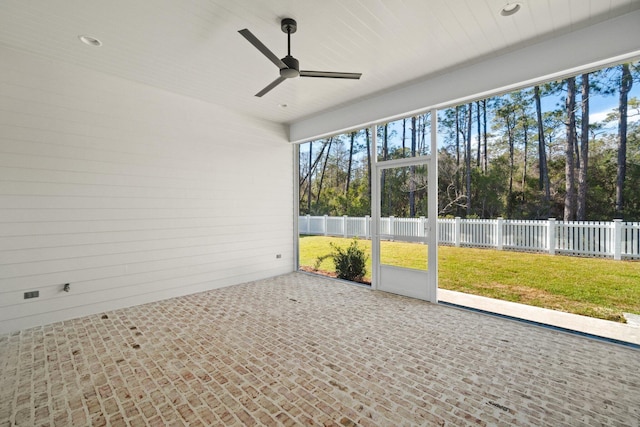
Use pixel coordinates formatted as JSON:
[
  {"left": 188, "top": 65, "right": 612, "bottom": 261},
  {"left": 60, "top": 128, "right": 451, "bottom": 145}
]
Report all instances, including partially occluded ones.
[{"left": 238, "top": 18, "right": 362, "bottom": 97}]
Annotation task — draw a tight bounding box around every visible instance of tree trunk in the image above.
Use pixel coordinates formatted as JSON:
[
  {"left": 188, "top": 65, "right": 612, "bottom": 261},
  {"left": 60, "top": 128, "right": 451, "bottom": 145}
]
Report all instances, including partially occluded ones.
[
  {"left": 521, "top": 113, "right": 529, "bottom": 199},
  {"left": 365, "top": 128, "right": 371, "bottom": 203},
  {"left": 506, "top": 114, "right": 515, "bottom": 217},
  {"left": 577, "top": 74, "right": 590, "bottom": 221},
  {"left": 301, "top": 140, "right": 329, "bottom": 186},
  {"left": 534, "top": 86, "right": 550, "bottom": 207},
  {"left": 402, "top": 118, "right": 407, "bottom": 156},
  {"left": 564, "top": 77, "right": 577, "bottom": 221},
  {"left": 346, "top": 132, "right": 355, "bottom": 195},
  {"left": 483, "top": 99, "right": 488, "bottom": 174},
  {"left": 411, "top": 116, "right": 417, "bottom": 157},
  {"left": 476, "top": 101, "right": 481, "bottom": 168},
  {"left": 308, "top": 142, "right": 312, "bottom": 213},
  {"left": 418, "top": 113, "right": 427, "bottom": 154},
  {"left": 383, "top": 124, "right": 389, "bottom": 161},
  {"left": 382, "top": 125, "right": 389, "bottom": 214},
  {"left": 316, "top": 138, "right": 333, "bottom": 205},
  {"left": 616, "top": 63, "right": 632, "bottom": 216},
  {"left": 301, "top": 140, "right": 330, "bottom": 210},
  {"left": 455, "top": 106, "right": 461, "bottom": 202},
  {"left": 410, "top": 116, "right": 417, "bottom": 216}
]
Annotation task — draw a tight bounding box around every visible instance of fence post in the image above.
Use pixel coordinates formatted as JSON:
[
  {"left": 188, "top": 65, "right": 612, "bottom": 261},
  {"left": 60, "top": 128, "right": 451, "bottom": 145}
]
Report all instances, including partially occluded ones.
[
  {"left": 496, "top": 217, "right": 504, "bottom": 250},
  {"left": 454, "top": 217, "right": 461, "bottom": 247},
  {"left": 420, "top": 216, "right": 426, "bottom": 238},
  {"left": 365, "top": 215, "right": 370, "bottom": 239},
  {"left": 343, "top": 215, "right": 348, "bottom": 238},
  {"left": 390, "top": 216, "right": 395, "bottom": 240},
  {"left": 306, "top": 214, "right": 311, "bottom": 234},
  {"left": 548, "top": 218, "right": 556, "bottom": 255},
  {"left": 613, "top": 219, "right": 623, "bottom": 260},
  {"left": 323, "top": 215, "right": 328, "bottom": 236}
]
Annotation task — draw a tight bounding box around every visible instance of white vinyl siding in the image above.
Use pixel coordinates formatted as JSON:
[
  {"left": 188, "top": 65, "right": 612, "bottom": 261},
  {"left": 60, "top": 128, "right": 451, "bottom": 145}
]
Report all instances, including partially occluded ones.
[{"left": 0, "top": 46, "right": 293, "bottom": 334}]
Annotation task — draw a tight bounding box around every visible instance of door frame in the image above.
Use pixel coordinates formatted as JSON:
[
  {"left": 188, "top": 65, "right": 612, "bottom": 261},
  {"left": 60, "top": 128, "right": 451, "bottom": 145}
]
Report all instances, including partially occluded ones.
[{"left": 370, "top": 111, "right": 438, "bottom": 302}]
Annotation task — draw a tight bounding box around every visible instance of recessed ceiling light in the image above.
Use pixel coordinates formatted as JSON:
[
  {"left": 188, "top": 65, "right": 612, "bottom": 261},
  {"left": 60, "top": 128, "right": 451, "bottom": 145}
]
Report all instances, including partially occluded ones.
[
  {"left": 78, "top": 35, "right": 102, "bottom": 47},
  {"left": 500, "top": 2, "right": 521, "bottom": 17}
]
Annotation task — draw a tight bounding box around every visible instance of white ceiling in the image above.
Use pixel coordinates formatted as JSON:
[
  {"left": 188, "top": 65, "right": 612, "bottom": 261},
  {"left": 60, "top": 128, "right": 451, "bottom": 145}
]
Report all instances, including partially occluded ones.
[{"left": 1, "top": 0, "right": 639, "bottom": 126}]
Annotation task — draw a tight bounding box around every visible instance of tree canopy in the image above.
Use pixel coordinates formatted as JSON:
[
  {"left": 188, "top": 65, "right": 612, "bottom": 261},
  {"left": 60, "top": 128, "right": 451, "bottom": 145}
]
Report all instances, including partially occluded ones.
[{"left": 299, "top": 61, "right": 640, "bottom": 221}]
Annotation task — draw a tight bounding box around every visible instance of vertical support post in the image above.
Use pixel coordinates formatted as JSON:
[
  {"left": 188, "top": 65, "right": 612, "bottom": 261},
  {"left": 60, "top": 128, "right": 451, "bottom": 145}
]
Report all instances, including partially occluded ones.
[
  {"left": 306, "top": 214, "right": 311, "bottom": 235},
  {"left": 496, "top": 217, "right": 504, "bottom": 250},
  {"left": 613, "top": 219, "right": 623, "bottom": 261},
  {"left": 371, "top": 125, "right": 380, "bottom": 290},
  {"left": 293, "top": 143, "right": 300, "bottom": 271},
  {"left": 427, "top": 109, "right": 439, "bottom": 302},
  {"left": 420, "top": 216, "right": 426, "bottom": 238},
  {"left": 323, "top": 215, "right": 328, "bottom": 236},
  {"left": 548, "top": 218, "right": 556, "bottom": 255},
  {"left": 454, "top": 217, "right": 461, "bottom": 247},
  {"left": 343, "top": 215, "right": 348, "bottom": 238}
]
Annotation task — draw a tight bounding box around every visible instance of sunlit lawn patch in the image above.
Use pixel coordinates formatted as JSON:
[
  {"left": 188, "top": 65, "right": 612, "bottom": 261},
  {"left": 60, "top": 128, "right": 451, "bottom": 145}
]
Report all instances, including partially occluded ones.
[{"left": 299, "top": 235, "right": 640, "bottom": 322}]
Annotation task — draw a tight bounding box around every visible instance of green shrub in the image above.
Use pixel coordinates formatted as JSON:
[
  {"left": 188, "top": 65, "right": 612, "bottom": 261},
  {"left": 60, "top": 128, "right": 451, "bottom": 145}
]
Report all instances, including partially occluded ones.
[
  {"left": 330, "top": 239, "right": 368, "bottom": 282},
  {"left": 313, "top": 254, "right": 331, "bottom": 271}
]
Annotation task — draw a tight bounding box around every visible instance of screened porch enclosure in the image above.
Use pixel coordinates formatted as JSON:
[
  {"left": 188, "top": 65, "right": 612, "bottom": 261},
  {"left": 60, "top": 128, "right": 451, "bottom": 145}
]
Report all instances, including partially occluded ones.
[{"left": 1, "top": 2, "right": 640, "bottom": 426}]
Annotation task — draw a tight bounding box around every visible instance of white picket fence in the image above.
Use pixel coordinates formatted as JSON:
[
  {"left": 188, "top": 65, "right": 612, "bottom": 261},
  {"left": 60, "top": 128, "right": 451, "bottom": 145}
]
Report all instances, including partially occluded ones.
[{"left": 299, "top": 215, "right": 640, "bottom": 260}]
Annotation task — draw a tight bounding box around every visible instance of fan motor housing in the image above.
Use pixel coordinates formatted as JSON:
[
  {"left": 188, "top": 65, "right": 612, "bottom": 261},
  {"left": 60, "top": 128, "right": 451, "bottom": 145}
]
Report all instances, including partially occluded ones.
[{"left": 280, "top": 56, "right": 300, "bottom": 78}]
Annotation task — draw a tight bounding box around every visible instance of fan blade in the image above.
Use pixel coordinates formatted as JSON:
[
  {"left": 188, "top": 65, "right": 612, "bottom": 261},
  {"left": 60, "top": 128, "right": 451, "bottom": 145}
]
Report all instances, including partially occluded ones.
[
  {"left": 255, "top": 76, "right": 287, "bottom": 97},
  {"left": 300, "top": 71, "right": 362, "bottom": 79},
  {"left": 238, "top": 29, "right": 287, "bottom": 69}
]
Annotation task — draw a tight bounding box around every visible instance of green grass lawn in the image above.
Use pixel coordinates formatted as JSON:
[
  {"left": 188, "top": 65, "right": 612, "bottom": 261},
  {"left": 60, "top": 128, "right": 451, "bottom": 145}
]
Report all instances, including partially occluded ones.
[{"left": 299, "top": 235, "right": 640, "bottom": 322}]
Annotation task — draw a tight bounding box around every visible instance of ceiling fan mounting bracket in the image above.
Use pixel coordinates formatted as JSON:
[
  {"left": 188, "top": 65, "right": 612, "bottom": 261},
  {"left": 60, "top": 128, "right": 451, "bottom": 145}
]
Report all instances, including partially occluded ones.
[{"left": 281, "top": 18, "right": 297, "bottom": 34}]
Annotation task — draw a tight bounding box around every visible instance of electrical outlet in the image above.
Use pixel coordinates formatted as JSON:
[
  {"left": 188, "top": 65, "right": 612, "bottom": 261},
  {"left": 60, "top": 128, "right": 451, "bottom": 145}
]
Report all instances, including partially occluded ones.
[{"left": 24, "top": 291, "right": 39, "bottom": 299}]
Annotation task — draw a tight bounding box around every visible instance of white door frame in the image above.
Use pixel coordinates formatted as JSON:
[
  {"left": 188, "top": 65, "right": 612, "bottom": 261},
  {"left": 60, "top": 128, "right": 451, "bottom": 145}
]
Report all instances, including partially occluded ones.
[{"left": 370, "top": 111, "right": 438, "bottom": 302}]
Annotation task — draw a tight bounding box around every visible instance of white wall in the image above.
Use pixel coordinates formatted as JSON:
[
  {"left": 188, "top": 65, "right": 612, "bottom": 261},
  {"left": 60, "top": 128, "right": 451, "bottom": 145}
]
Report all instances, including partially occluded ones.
[
  {"left": 290, "top": 9, "right": 640, "bottom": 142},
  {"left": 0, "top": 46, "right": 294, "bottom": 334}
]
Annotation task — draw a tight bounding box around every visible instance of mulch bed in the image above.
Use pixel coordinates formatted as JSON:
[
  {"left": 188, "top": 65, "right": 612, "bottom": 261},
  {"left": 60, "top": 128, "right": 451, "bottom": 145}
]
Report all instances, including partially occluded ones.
[{"left": 299, "top": 266, "right": 371, "bottom": 286}]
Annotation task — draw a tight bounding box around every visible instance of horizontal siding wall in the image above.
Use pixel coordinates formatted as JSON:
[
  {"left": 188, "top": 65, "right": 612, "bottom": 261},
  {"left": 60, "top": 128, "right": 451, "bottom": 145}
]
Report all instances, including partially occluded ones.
[{"left": 0, "top": 47, "right": 293, "bottom": 334}]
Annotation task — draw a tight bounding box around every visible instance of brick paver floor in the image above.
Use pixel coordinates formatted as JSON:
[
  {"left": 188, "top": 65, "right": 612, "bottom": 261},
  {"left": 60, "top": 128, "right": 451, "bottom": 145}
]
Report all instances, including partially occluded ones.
[{"left": 1, "top": 272, "right": 639, "bottom": 426}]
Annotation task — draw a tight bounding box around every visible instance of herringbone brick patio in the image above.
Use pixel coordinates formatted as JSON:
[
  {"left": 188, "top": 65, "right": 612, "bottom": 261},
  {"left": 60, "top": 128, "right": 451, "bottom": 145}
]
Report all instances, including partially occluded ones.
[{"left": 1, "top": 273, "right": 638, "bottom": 426}]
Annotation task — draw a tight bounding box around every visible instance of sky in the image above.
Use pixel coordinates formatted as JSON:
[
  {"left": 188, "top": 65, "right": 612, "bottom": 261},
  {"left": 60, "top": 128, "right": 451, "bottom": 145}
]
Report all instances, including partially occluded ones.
[
  {"left": 587, "top": 90, "right": 640, "bottom": 125},
  {"left": 540, "top": 73, "right": 640, "bottom": 126}
]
